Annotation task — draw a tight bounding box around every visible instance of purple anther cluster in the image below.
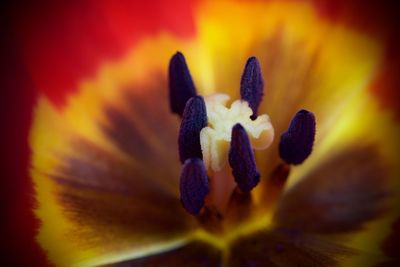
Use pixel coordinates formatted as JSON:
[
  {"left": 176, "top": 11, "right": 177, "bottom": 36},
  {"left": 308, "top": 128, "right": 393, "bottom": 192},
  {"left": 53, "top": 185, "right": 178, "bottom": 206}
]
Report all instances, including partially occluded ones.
[{"left": 169, "top": 52, "right": 316, "bottom": 216}]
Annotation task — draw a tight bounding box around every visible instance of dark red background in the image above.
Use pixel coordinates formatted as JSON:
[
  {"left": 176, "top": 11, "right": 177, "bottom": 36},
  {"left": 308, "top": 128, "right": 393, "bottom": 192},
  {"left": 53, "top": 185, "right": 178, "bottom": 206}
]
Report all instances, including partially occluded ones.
[{"left": 1, "top": 1, "right": 398, "bottom": 266}]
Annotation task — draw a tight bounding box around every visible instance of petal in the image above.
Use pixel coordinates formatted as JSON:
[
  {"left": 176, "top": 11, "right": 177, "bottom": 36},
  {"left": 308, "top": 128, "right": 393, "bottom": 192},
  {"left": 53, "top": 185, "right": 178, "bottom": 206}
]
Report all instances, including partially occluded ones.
[
  {"left": 227, "top": 229, "right": 352, "bottom": 267},
  {"left": 274, "top": 145, "right": 388, "bottom": 234},
  {"left": 186, "top": 1, "right": 387, "bottom": 191},
  {"left": 271, "top": 95, "right": 400, "bottom": 266},
  {"left": 27, "top": 2, "right": 400, "bottom": 266},
  {"left": 376, "top": 217, "right": 400, "bottom": 266},
  {"left": 31, "top": 73, "right": 197, "bottom": 266},
  {"left": 374, "top": 261, "right": 400, "bottom": 267},
  {"left": 9, "top": 1, "right": 197, "bottom": 105},
  {"left": 101, "top": 241, "right": 222, "bottom": 267},
  {"left": 194, "top": 1, "right": 382, "bottom": 115}
]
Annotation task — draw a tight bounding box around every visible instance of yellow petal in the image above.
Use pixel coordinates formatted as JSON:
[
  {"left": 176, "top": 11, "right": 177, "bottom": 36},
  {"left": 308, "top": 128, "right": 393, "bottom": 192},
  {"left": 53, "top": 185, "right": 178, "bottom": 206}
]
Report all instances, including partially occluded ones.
[
  {"left": 101, "top": 241, "right": 221, "bottom": 267},
  {"left": 31, "top": 71, "right": 197, "bottom": 266}
]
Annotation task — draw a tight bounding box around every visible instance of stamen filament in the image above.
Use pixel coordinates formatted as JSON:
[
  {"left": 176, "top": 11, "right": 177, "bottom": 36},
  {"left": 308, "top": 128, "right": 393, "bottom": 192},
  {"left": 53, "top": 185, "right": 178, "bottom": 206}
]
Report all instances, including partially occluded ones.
[{"left": 262, "top": 163, "right": 291, "bottom": 211}]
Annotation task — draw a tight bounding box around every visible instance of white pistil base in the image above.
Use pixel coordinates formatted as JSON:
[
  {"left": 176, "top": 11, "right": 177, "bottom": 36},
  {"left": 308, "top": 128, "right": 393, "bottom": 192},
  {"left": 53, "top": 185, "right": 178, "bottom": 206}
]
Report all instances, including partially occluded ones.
[{"left": 200, "top": 93, "right": 274, "bottom": 171}]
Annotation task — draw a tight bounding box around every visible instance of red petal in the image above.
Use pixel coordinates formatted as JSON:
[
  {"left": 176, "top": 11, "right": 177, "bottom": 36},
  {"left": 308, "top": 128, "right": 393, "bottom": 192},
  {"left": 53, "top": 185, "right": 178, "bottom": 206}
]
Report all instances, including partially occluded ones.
[{"left": 7, "top": 0, "right": 198, "bottom": 106}]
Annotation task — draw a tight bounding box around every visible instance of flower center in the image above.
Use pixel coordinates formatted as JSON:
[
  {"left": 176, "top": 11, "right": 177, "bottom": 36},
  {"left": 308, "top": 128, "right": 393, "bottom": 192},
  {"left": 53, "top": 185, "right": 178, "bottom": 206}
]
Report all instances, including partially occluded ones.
[{"left": 169, "top": 52, "right": 316, "bottom": 236}]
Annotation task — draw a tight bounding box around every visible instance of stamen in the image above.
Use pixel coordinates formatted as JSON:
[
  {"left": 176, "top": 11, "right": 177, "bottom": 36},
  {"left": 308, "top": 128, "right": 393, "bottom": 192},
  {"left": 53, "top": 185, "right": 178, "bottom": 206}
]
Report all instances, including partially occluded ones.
[
  {"left": 168, "top": 52, "right": 197, "bottom": 116},
  {"left": 240, "top": 57, "right": 264, "bottom": 119},
  {"left": 179, "top": 158, "right": 209, "bottom": 215},
  {"left": 279, "top": 109, "right": 316, "bottom": 165},
  {"left": 179, "top": 96, "right": 208, "bottom": 163},
  {"left": 229, "top": 124, "right": 260, "bottom": 192}
]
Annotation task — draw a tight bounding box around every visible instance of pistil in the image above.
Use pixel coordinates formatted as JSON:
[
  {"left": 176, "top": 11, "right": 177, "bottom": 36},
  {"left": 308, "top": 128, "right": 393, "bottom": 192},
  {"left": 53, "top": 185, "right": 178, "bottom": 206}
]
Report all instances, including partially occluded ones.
[
  {"left": 198, "top": 95, "right": 274, "bottom": 216},
  {"left": 200, "top": 93, "right": 274, "bottom": 171},
  {"left": 209, "top": 163, "right": 236, "bottom": 214}
]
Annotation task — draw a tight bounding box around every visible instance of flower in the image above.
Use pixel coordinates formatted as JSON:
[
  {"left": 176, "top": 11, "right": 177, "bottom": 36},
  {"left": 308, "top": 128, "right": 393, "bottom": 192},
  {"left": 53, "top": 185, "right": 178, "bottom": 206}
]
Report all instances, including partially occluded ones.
[{"left": 28, "top": 1, "right": 400, "bottom": 267}]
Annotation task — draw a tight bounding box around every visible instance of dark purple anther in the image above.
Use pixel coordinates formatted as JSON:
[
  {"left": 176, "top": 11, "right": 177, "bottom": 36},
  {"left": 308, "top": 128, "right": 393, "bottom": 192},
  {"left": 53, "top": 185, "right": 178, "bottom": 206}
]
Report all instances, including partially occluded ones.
[
  {"left": 229, "top": 124, "right": 260, "bottom": 192},
  {"left": 279, "top": 109, "right": 316, "bottom": 165},
  {"left": 169, "top": 52, "right": 197, "bottom": 116},
  {"left": 180, "top": 158, "right": 209, "bottom": 215},
  {"left": 240, "top": 56, "right": 264, "bottom": 119},
  {"left": 178, "top": 96, "right": 208, "bottom": 163}
]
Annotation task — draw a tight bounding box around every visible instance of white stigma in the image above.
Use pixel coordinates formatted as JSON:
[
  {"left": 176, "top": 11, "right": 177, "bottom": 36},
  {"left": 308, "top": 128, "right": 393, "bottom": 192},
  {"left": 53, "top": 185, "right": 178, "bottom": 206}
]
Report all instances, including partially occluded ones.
[{"left": 200, "top": 93, "right": 274, "bottom": 171}]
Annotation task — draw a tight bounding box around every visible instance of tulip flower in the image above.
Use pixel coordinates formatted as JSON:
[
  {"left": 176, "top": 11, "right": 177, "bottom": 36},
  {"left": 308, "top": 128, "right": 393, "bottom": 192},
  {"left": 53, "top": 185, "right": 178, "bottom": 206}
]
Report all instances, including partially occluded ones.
[{"left": 6, "top": 1, "right": 400, "bottom": 267}]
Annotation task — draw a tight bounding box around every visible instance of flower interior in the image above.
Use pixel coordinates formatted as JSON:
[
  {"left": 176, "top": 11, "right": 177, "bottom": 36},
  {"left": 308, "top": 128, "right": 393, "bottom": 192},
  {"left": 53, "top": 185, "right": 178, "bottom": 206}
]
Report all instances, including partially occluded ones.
[
  {"left": 30, "top": 2, "right": 400, "bottom": 267},
  {"left": 173, "top": 52, "right": 316, "bottom": 240}
]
